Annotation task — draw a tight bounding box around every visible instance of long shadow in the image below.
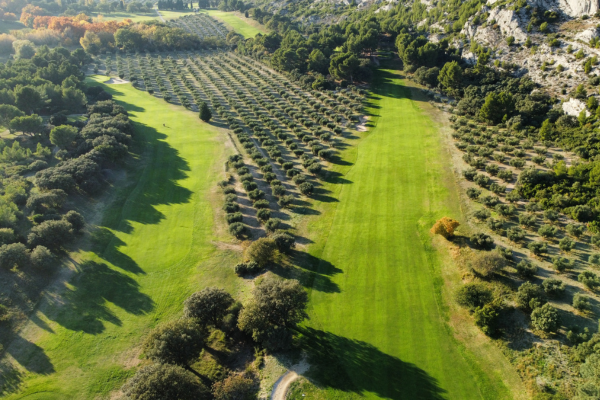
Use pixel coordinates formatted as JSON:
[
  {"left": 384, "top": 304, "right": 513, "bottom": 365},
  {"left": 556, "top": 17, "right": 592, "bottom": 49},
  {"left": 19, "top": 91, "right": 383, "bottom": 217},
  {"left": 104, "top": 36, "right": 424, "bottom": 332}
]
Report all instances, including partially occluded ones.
[
  {"left": 298, "top": 328, "right": 447, "bottom": 400},
  {"left": 48, "top": 260, "right": 154, "bottom": 335},
  {"left": 0, "top": 360, "right": 24, "bottom": 395},
  {"left": 6, "top": 336, "right": 54, "bottom": 375}
]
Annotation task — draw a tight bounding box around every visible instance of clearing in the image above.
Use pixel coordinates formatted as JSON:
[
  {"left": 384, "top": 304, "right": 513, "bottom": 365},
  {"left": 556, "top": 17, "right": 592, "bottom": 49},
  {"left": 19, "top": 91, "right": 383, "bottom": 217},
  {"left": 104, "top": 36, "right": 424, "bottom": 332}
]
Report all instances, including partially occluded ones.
[
  {"left": 0, "top": 77, "right": 244, "bottom": 399},
  {"left": 201, "top": 10, "right": 267, "bottom": 38},
  {"left": 291, "top": 69, "right": 523, "bottom": 399}
]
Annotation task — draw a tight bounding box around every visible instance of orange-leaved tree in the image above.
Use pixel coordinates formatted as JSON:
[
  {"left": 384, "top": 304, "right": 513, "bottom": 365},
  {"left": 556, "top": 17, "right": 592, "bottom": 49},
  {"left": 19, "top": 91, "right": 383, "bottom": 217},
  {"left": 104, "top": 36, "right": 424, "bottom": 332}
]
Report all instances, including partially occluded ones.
[{"left": 430, "top": 217, "right": 460, "bottom": 238}]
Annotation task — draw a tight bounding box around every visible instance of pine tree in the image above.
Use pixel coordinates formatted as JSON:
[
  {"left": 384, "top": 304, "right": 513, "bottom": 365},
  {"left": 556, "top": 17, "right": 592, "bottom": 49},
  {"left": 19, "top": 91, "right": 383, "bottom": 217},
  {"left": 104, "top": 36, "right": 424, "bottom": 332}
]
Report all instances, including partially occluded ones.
[{"left": 199, "top": 102, "right": 212, "bottom": 122}]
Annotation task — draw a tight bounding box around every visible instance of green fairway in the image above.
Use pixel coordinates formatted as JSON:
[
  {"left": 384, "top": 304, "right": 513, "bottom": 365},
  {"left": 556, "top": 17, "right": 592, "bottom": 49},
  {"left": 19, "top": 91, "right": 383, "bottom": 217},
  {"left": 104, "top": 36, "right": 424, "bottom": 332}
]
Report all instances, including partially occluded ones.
[
  {"left": 201, "top": 10, "right": 267, "bottom": 38},
  {"left": 297, "top": 69, "right": 515, "bottom": 399},
  {"left": 1, "top": 78, "right": 243, "bottom": 399}
]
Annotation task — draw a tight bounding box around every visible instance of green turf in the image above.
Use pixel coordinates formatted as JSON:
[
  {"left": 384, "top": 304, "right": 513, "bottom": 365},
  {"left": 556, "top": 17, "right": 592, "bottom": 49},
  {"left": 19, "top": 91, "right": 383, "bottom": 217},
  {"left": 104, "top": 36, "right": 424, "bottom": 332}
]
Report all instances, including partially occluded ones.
[
  {"left": 297, "top": 69, "right": 513, "bottom": 399},
  {"left": 200, "top": 10, "right": 266, "bottom": 38},
  {"left": 2, "top": 78, "right": 243, "bottom": 399},
  {"left": 96, "top": 11, "right": 162, "bottom": 22}
]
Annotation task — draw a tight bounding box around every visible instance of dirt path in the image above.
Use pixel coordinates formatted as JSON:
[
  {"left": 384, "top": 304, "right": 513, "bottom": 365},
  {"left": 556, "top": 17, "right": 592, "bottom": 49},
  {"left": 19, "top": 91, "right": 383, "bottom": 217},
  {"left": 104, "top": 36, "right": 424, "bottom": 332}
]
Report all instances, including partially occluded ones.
[
  {"left": 270, "top": 358, "right": 309, "bottom": 400},
  {"left": 155, "top": 9, "right": 165, "bottom": 22}
]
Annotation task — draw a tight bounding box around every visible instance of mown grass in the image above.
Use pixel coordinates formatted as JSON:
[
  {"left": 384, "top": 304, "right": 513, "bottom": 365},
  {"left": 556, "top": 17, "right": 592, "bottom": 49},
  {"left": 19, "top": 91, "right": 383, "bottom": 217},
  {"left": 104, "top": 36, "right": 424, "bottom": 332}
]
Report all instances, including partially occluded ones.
[
  {"left": 200, "top": 10, "right": 267, "bottom": 38},
  {"left": 294, "top": 69, "right": 516, "bottom": 399},
  {"left": 1, "top": 78, "right": 244, "bottom": 399}
]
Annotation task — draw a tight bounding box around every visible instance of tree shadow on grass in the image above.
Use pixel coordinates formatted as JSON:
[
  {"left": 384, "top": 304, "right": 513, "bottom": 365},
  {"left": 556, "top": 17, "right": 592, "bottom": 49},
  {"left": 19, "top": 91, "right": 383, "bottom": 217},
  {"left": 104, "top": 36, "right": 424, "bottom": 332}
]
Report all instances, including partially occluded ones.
[
  {"left": 48, "top": 261, "right": 154, "bottom": 335},
  {"left": 97, "top": 87, "right": 194, "bottom": 237},
  {"left": 0, "top": 360, "right": 24, "bottom": 395},
  {"left": 6, "top": 336, "right": 54, "bottom": 375},
  {"left": 298, "top": 327, "right": 448, "bottom": 400}
]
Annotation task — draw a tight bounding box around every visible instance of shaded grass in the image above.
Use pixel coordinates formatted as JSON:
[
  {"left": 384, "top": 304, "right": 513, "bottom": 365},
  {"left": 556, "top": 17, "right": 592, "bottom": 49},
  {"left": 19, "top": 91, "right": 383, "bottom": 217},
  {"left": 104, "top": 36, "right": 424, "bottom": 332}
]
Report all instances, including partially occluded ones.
[
  {"left": 0, "top": 20, "right": 25, "bottom": 34},
  {"left": 1, "top": 78, "right": 243, "bottom": 398},
  {"left": 295, "top": 70, "right": 515, "bottom": 399}
]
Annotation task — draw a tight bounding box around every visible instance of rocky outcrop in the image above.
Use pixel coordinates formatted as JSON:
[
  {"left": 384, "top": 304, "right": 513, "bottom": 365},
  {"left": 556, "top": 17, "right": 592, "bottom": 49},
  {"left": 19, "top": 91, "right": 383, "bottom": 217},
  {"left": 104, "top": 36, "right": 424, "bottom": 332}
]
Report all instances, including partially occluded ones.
[
  {"left": 529, "top": 0, "right": 599, "bottom": 17},
  {"left": 575, "top": 26, "right": 600, "bottom": 42},
  {"left": 562, "top": 98, "right": 590, "bottom": 117}
]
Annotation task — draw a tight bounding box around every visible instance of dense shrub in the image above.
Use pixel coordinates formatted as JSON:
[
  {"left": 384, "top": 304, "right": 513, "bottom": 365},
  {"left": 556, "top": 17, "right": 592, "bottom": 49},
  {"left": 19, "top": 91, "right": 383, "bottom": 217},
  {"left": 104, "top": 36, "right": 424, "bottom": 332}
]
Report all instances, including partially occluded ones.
[
  {"left": 543, "top": 278, "right": 565, "bottom": 297},
  {"left": 455, "top": 283, "right": 492, "bottom": 309},
  {"left": 234, "top": 261, "right": 262, "bottom": 276},
  {"left": 531, "top": 303, "right": 560, "bottom": 332},
  {"left": 470, "top": 233, "right": 494, "bottom": 249},
  {"left": 516, "top": 282, "right": 546, "bottom": 311},
  {"left": 516, "top": 260, "right": 537, "bottom": 279}
]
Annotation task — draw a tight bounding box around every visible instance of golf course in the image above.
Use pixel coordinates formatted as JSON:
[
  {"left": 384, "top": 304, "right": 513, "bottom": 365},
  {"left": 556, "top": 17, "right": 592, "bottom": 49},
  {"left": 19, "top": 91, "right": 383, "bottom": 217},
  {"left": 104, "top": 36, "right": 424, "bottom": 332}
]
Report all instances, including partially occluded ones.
[
  {"left": 0, "top": 70, "right": 520, "bottom": 399},
  {"left": 290, "top": 69, "right": 521, "bottom": 399},
  {"left": 1, "top": 77, "right": 244, "bottom": 399}
]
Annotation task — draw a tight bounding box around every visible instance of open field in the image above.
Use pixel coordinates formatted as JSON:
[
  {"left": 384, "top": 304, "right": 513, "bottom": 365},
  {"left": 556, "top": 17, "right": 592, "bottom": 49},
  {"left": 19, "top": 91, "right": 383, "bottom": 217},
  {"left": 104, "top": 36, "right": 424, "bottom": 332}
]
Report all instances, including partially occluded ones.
[
  {"left": 95, "top": 11, "right": 160, "bottom": 22},
  {"left": 290, "top": 69, "right": 521, "bottom": 399},
  {"left": 0, "top": 77, "right": 244, "bottom": 399},
  {"left": 201, "top": 10, "right": 267, "bottom": 38}
]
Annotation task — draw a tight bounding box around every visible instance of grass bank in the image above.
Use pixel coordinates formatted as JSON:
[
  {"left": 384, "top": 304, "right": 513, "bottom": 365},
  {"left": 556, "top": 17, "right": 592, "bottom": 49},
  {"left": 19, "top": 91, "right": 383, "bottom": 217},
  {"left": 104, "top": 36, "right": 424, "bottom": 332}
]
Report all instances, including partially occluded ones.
[
  {"left": 200, "top": 10, "right": 267, "bottom": 38},
  {"left": 1, "top": 78, "right": 243, "bottom": 399},
  {"left": 292, "top": 69, "right": 520, "bottom": 399}
]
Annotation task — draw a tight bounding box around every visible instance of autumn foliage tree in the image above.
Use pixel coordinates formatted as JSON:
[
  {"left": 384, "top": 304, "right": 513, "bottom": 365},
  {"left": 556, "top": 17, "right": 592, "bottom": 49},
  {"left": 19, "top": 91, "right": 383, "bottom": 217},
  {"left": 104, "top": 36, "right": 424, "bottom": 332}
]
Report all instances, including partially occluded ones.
[{"left": 430, "top": 217, "right": 460, "bottom": 238}]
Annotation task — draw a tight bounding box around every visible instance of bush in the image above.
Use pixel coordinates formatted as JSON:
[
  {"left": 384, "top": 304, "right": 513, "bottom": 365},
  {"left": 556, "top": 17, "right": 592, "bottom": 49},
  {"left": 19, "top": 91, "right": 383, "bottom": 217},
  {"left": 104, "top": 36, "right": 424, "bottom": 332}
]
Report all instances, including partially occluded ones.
[
  {"left": 474, "top": 303, "right": 501, "bottom": 336},
  {"left": 270, "top": 231, "right": 295, "bottom": 253},
  {"left": 480, "top": 195, "right": 499, "bottom": 208},
  {"left": 574, "top": 293, "right": 592, "bottom": 312},
  {"left": 566, "top": 223, "right": 585, "bottom": 237},
  {"left": 466, "top": 187, "right": 481, "bottom": 199},
  {"left": 122, "top": 364, "right": 209, "bottom": 400},
  {"left": 531, "top": 303, "right": 560, "bottom": 332},
  {"left": 543, "top": 278, "right": 565, "bottom": 297},
  {"left": 559, "top": 236, "right": 575, "bottom": 252},
  {"left": 234, "top": 261, "right": 262, "bottom": 276},
  {"left": 485, "top": 219, "right": 502, "bottom": 233},
  {"left": 552, "top": 256, "right": 573, "bottom": 272},
  {"left": 470, "top": 233, "right": 494, "bottom": 249},
  {"left": 579, "top": 271, "right": 600, "bottom": 290},
  {"left": 589, "top": 253, "right": 600, "bottom": 265},
  {"left": 226, "top": 212, "right": 243, "bottom": 224},
  {"left": 469, "top": 251, "right": 505, "bottom": 277},
  {"left": 256, "top": 209, "right": 271, "bottom": 222},
  {"left": 430, "top": 217, "right": 460, "bottom": 238},
  {"left": 0, "top": 228, "right": 15, "bottom": 246},
  {"left": 516, "top": 282, "right": 546, "bottom": 311},
  {"left": 30, "top": 245, "right": 54, "bottom": 270},
  {"left": 264, "top": 218, "right": 281, "bottom": 233},
  {"left": 212, "top": 373, "right": 257, "bottom": 400},
  {"left": 0, "top": 243, "right": 30, "bottom": 270},
  {"left": 229, "top": 222, "right": 246, "bottom": 238},
  {"left": 474, "top": 208, "right": 491, "bottom": 221},
  {"left": 527, "top": 241, "right": 547, "bottom": 256},
  {"left": 248, "top": 189, "right": 265, "bottom": 201},
  {"left": 223, "top": 202, "right": 240, "bottom": 213},
  {"left": 63, "top": 210, "right": 85, "bottom": 233},
  {"left": 245, "top": 238, "right": 277, "bottom": 266},
  {"left": 516, "top": 260, "right": 537, "bottom": 279},
  {"left": 27, "top": 220, "right": 73, "bottom": 251},
  {"left": 456, "top": 283, "right": 493, "bottom": 309},
  {"left": 537, "top": 224, "right": 558, "bottom": 239},
  {"left": 278, "top": 195, "right": 293, "bottom": 208},
  {"left": 507, "top": 226, "right": 525, "bottom": 243},
  {"left": 298, "top": 182, "right": 314, "bottom": 195}
]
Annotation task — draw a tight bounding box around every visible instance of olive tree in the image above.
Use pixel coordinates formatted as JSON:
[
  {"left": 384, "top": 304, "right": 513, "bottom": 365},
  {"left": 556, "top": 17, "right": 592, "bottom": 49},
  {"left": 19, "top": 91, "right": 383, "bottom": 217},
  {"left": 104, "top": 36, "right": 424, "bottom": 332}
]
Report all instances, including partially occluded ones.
[
  {"left": 142, "top": 318, "right": 206, "bottom": 372},
  {"left": 122, "top": 364, "right": 209, "bottom": 400},
  {"left": 183, "top": 287, "right": 234, "bottom": 327},
  {"left": 531, "top": 303, "right": 560, "bottom": 332},
  {"left": 237, "top": 277, "right": 308, "bottom": 351}
]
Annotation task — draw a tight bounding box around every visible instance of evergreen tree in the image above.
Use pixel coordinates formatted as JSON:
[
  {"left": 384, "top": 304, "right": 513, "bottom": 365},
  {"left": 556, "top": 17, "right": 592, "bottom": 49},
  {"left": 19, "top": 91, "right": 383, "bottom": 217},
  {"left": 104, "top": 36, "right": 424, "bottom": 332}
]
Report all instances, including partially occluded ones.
[{"left": 199, "top": 102, "right": 212, "bottom": 122}]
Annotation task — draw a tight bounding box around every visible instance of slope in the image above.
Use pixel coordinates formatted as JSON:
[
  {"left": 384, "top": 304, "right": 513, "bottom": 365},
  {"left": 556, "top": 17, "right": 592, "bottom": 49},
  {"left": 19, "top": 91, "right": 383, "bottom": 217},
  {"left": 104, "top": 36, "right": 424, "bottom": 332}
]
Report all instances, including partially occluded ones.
[
  {"left": 297, "top": 69, "right": 515, "bottom": 399},
  {"left": 1, "top": 78, "right": 242, "bottom": 399}
]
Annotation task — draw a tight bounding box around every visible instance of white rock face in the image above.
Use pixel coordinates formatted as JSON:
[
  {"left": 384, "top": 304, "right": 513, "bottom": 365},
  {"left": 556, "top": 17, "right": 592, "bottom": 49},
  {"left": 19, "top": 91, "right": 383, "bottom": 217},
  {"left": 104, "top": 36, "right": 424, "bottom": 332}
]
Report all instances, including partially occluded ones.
[
  {"left": 558, "top": 0, "right": 599, "bottom": 17},
  {"left": 487, "top": 8, "right": 528, "bottom": 41},
  {"left": 575, "top": 27, "right": 600, "bottom": 42},
  {"left": 529, "top": 0, "right": 599, "bottom": 17},
  {"left": 562, "top": 98, "right": 590, "bottom": 117},
  {"left": 462, "top": 51, "right": 477, "bottom": 65}
]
